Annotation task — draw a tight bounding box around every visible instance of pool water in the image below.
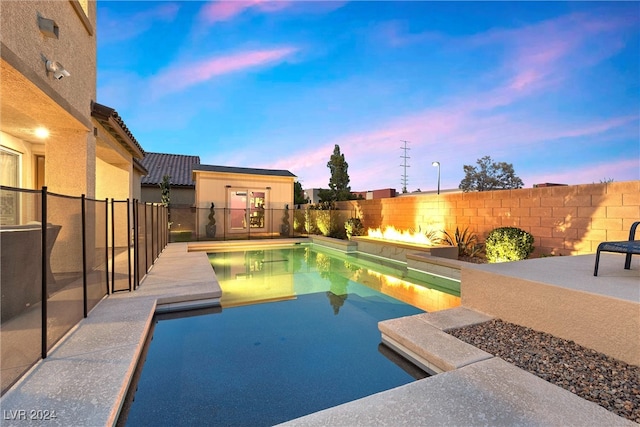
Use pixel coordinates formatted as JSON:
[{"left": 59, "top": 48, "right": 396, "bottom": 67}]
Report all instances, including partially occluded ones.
[{"left": 123, "top": 246, "right": 458, "bottom": 426}]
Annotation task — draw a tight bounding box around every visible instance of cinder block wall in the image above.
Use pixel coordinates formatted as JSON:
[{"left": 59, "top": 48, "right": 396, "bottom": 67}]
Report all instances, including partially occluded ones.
[{"left": 337, "top": 180, "right": 639, "bottom": 256}]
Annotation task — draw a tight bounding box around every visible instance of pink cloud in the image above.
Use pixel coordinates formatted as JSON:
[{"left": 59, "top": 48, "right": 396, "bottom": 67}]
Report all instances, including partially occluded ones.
[
  {"left": 151, "top": 47, "right": 297, "bottom": 97},
  {"left": 199, "top": 1, "right": 293, "bottom": 24},
  {"left": 523, "top": 158, "right": 640, "bottom": 187},
  {"left": 259, "top": 103, "right": 637, "bottom": 190},
  {"left": 460, "top": 11, "right": 638, "bottom": 96}
]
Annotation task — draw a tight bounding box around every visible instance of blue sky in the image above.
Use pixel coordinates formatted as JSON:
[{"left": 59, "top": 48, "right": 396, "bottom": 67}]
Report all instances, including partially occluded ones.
[{"left": 97, "top": 1, "right": 640, "bottom": 192}]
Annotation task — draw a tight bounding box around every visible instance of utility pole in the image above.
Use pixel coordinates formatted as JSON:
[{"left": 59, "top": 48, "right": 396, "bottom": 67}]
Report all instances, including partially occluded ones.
[{"left": 400, "top": 140, "right": 410, "bottom": 193}]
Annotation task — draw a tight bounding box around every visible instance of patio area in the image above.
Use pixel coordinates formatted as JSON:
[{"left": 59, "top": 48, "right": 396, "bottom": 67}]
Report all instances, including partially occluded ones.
[{"left": 0, "top": 242, "right": 637, "bottom": 426}]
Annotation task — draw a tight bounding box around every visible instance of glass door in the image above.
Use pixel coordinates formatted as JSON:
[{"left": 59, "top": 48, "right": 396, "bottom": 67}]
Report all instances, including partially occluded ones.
[
  {"left": 229, "top": 191, "right": 247, "bottom": 230},
  {"left": 249, "top": 192, "right": 265, "bottom": 229},
  {"left": 227, "top": 189, "right": 268, "bottom": 234}
]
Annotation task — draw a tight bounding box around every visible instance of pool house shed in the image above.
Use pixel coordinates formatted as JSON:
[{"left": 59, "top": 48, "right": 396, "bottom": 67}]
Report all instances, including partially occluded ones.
[{"left": 193, "top": 165, "right": 296, "bottom": 239}]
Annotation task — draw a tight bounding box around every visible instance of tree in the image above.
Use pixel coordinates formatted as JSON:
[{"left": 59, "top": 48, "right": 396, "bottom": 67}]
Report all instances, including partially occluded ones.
[
  {"left": 459, "top": 156, "right": 523, "bottom": 192},
  {"left": 327, "top": 144, "right": 352, "bottom": 201},
  {"left": 159, "top": 174, "right": 172, "bottom": 227},
  {"left": 294, "top": 181, "right": 307, "bottom": 205},
  {"left": 159, "top": 174, "right": 171, "bottom": 207}
]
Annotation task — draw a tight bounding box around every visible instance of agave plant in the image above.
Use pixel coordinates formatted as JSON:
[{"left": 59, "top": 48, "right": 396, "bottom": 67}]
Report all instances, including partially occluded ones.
[{"left": 439, "top": 226, "right": 480, "bottom": 257}]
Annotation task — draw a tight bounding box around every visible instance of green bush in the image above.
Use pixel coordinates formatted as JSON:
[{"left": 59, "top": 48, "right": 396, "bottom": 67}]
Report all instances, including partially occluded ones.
[
  {"left": 485, "top": 227, "right": 534, "bottom": 263},
  {"left": 345, "top": 218, "right": 365, "bottom": 240},
  {"left": 293, "top": 209, "right": 305, "bottom": 233},
  {"left": 306, "top": 203, "right": 346, "bottom": 238}
]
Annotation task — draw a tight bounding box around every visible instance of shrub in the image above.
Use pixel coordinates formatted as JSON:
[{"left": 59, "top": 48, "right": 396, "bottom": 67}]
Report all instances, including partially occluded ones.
[
  {"left": 439, "top": 226, "right": 480, "bottom": 257},
  {"left": 293, "top": 209, "right": 305, "bottom": 233},
  {"left": 345, "top": 218, "right": 365, "bottom": 240},
  {"left": 304, "top": 209, "right": 317, "bottom": 234},
  {"left": 485, "top": 227, "right": 534, "bottom": 263},
  {"left": 307, "top": 203, "right": 346, "bottom": 238}
]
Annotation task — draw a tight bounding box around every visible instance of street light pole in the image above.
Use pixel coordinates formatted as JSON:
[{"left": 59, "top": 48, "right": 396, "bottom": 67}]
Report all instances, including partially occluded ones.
[{"left": 432, "top": 161, "right": 440, "bottom": 195}]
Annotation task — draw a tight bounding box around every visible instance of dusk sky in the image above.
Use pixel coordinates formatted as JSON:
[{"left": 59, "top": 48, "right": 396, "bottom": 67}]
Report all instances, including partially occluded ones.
[{"left": 97, "top": 1, "right": 640, "bottom": 192}]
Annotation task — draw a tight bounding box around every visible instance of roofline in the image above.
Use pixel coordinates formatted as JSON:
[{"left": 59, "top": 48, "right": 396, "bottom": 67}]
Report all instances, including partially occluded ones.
[
  {"left": 91, "top": 102, "right": 145, "bottom": 160},
  {"left": 133, "top": 158, "right": 148, "bottom": 175},
  {"left": 193, "top": 164, "right": 297, "bottom": 178}
]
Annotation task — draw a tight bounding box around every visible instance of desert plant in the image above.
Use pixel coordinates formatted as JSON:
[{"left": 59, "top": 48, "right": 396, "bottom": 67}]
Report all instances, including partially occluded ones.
[
  {"left": 281, "top": 204, "right": 290, "bottom": 236},
  {"left": 206, "top": 202, "right": 216, "bottom": 238},
  {"left": 485, "top": 227, "right": 534, "bottom": 263},
  {"left": 439, "top": 226, "right": 479, "bottom": 257},
  {"left": 345, "top": 218, "right": 365, "bottom": 240},
  {"left": 421, "top": 227, "right": 440, "bottom": 245}
]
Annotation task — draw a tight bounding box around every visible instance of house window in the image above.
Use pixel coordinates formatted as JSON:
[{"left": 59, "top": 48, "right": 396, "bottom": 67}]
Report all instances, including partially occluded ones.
[
  {"left": 0, "top": 147, "right": 19, "bottom": 187},
  {"left": 0, "top": 147, "right": 21, "bottom": 225}
]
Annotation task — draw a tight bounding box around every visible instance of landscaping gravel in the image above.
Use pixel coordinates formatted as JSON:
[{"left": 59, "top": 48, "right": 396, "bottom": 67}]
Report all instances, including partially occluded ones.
[{"left": 447, "top": 319, "right": 640, "bottom": 423}]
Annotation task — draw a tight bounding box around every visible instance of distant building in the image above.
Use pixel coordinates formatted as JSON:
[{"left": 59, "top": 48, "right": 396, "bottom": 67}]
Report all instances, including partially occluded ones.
[
  {"left": 351, "top": 188, "right": 397, "bottom": 200},
  {"left": 140, "top": 152, "right": 200, "bottom": 206},
  {"left": 533, "top": 183, "right": 568, "bottom": 188},
  {"left": 303, "top": 188, "right": 322, "bottom": 204}
]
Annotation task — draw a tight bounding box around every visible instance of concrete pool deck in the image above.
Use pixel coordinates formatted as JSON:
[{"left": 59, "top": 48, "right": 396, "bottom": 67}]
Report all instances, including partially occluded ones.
[{"left": 1, "top": 242, "right": 638, "bottom": 426}]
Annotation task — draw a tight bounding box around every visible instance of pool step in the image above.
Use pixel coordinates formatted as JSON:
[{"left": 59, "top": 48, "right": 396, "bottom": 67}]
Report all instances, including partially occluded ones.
[{"left": 379, "top": 307, "right": 494, "bottom": 374}]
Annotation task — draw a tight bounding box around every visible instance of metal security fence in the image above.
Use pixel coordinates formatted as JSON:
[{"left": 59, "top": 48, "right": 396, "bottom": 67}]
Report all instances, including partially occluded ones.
[
  {"left": 166, "top": 205, "right": 352, "bottom": 242},
  {"left": 0, "top": 186, "right": 168, "bottom": 395}
]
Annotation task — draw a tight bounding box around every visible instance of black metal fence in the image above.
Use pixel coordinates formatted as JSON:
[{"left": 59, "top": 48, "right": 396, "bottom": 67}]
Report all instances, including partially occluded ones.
[
  {"left": 167, "top": 205, "right": 353, "bottom": 241},
  {"left": 0, "top": 186, "right": 168, "bottom": 395}
]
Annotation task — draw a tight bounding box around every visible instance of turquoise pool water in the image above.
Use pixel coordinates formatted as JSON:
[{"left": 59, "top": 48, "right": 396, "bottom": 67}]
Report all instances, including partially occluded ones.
[{"left": 122, "top": 246, "right": 455, "bottom": 426}]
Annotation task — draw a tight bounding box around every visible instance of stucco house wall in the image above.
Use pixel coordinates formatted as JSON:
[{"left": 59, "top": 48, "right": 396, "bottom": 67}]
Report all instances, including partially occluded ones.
[
  {"left": 1, "top": 3, "right": 147, "bottom": 267},
  {"left": 1, "top": 1, "right": 97, "bottom": 198}
]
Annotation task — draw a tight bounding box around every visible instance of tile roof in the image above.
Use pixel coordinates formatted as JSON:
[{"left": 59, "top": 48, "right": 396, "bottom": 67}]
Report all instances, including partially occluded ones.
[
  {"left": 193, "top": 164, "right": 297, "bottom": 178},
  {"left": 91, "top": 102, "right": 145, "bottom": 159},
  {"left": 140, "top": 152, "right": 200, "bottom": 187}
]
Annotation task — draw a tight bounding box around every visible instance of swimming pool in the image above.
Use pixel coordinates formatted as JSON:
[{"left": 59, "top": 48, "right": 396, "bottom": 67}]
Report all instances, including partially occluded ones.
[{"left": 121, "top": 245, "right": 460, "bottom": 426}]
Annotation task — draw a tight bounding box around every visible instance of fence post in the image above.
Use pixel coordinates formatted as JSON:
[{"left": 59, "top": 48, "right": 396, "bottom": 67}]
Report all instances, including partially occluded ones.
[
  {"left": 82, "top": 194, "right": 88, "bottom": 317},
  {"left": 105, "top": 198, "right": 109, "bottom": 295},
  {"left": 41, "top": 186, "right": 48, "bottom": 359},
  {"left": 151, "top": 204, "right": 155, "bottom": 262},
  {"left": 223, "top": 207, "right": 227, "bottom": 241},
  {"left": 134, "top": 200, "right": 139, "bottom": 290},
  {"left": 127, "top": 198, "right": 132, "bottom": 292},
  {"left": 111, "top": 198, "right": 115, "bottom": 293}
]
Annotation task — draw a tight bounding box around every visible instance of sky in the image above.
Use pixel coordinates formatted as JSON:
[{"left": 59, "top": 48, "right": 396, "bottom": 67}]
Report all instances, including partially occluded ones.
[{"left": 97, "top": 1, "right": 640, "bottom": 193}]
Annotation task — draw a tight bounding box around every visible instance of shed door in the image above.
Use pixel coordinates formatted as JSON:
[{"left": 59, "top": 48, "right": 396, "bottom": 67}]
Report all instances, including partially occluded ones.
[{"left": 228, "top": 190, "right": 267, "bottom": 232}]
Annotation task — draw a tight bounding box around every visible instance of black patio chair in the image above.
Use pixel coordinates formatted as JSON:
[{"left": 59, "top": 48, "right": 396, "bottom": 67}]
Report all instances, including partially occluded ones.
[{"left": 594, "top": 221, "right": 640, "bottom": 276}]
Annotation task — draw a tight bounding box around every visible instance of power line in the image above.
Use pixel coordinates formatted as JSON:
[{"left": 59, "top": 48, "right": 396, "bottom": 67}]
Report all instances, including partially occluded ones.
[{"left": 400, "top": 140, "right": 410, "bottom": 193}]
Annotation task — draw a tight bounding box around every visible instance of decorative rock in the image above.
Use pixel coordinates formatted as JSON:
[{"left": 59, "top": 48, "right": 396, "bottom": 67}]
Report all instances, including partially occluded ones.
[{"left": 448, "top": 319, "right": 640, "bottom": 423}]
